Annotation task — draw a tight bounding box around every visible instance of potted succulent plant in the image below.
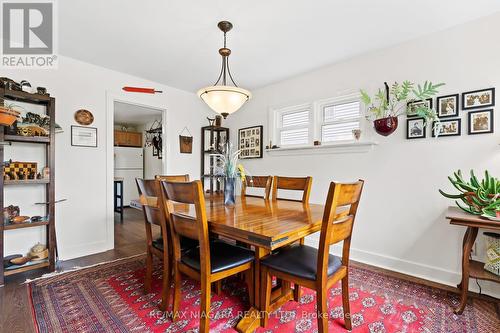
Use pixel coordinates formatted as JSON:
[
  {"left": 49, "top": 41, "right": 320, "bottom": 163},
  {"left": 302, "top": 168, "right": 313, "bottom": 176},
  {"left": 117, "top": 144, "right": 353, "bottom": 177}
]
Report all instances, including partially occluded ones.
[
  {"left": 360, "top": 81, "right": 444, "bottom": 136},
  {"left": 212, "top": 143, "right": 248, "bottom": 205},
  {"left": 439, "top": 170, "right": 500, "bottom": 218}
]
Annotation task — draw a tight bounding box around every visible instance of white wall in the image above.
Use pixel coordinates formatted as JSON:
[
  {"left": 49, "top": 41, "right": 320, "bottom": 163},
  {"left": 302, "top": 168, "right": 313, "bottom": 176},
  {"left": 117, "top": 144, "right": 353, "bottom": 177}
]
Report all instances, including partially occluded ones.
[
  {"left": 226, "top": 13, "right": 500, "bottom": 297},
  {"left": 3, "top": 56, "right": 210, "bottom": 260}
]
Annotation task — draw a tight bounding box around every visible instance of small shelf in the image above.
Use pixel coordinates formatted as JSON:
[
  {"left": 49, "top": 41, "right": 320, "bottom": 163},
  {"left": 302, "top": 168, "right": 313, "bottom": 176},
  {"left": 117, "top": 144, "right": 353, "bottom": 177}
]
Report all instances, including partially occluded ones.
[
  {"left": 3, "top": 220, "right": 49, "bottom": 230},
  {"left": 469, "top": 260, "right": 500, "bottom": 283},
  {"left": 4, "top": 259, "right": 49, "bottom": 276},
  {"left": 0, "top": 88, "right": 51, "bottom": 104},
  {"left": 4, "top": 179, "right": 50, "bottom": 185},
  {"left": 4, "top": 135, "right": 50, "bottom": 144}
]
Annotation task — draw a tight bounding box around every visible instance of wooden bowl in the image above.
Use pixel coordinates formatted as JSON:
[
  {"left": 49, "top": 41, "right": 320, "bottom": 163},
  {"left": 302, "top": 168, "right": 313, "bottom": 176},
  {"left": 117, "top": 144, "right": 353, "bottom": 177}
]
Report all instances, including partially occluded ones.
[
  {"left": 10, "top": 256, "right": 30, "bottom": 265},
  {"left": 12, "top": 215, "right": 30, "bottom": 224},
  {"left": 0, "top": 106, "right": 20, "bottom": 126}
]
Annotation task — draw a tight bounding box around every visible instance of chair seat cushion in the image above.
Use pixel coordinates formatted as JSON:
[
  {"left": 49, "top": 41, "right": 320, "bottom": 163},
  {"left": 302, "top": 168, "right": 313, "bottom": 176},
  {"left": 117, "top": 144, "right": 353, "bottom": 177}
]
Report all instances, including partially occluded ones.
[
  {"left": 152, "top": 237, "right": 198, "bottom": 252},
  {"left": 181, "top": 240, "right": 254, "bottom": 274},
  {"left": 261, "top": 244, "right": 342, "bottom": 281}
]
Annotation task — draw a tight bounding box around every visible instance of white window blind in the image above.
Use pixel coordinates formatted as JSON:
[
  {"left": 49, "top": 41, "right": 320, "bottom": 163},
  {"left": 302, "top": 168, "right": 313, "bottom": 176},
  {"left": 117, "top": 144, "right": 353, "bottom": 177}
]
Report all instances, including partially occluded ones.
[
  {"left": 321, "top": 101, "right": 360, "bottom": 143},
  {"left": 278, "top": 106, "right": 311, "bottom": 146}
]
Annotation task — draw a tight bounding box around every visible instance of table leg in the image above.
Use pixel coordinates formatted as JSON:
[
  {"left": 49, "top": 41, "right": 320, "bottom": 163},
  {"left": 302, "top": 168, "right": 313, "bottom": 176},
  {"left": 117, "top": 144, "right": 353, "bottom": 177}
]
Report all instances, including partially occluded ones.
[{"left": 454, "top": 226, "right": 478, "bottom": 314}]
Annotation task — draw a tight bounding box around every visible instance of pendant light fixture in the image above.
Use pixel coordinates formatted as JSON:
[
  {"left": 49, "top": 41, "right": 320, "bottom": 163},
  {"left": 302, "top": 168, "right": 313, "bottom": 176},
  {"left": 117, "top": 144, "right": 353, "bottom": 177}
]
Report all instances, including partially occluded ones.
[{"left": 197, "top": 21, "right": 251, "bottom": 119}]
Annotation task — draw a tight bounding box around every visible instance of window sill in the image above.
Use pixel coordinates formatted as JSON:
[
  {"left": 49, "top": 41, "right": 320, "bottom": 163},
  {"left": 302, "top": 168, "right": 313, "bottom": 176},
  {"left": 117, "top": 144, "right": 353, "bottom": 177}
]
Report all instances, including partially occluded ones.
[{"left": 265, "top": 141, "right": 378, "bottom": 156}]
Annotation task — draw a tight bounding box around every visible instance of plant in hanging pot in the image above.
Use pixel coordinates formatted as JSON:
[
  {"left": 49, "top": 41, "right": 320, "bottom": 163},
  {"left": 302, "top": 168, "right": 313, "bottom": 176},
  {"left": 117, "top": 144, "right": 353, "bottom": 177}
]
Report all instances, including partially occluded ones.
[
  {"left": 360, "top": 81, "right": 445, "bottom": 136},
  {"left": 212, "top": 143, "right": 248, "bottom": 205},
  {"left": 0, "top": 101, "right": 22, "bottom": 126}
]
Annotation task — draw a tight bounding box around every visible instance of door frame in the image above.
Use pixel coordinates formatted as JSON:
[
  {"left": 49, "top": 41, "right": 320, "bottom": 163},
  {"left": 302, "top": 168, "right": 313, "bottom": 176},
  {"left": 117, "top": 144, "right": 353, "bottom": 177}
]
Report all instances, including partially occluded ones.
[{"left": 105, "top": 90, "right": 167, "bottom": 250}]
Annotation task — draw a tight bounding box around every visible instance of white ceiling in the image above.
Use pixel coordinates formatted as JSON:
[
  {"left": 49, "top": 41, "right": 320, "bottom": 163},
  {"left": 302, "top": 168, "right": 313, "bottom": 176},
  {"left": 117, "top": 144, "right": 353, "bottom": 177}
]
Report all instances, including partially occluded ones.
[
  {"left": 114, "top": 102, "right": 162, "bottom": 126},
  {"left": 60, "top": 1, "right": 500, "bottom": 92}
]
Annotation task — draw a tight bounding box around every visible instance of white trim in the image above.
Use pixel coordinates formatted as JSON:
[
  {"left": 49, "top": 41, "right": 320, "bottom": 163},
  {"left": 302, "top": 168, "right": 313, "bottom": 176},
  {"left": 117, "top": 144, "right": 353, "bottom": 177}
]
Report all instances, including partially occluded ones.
[
  {"left": 105, "top": 91, "right": 168, "bottom": 251},
  {"left": 265, "top": 141, "right": 377, "bottom": 156}
]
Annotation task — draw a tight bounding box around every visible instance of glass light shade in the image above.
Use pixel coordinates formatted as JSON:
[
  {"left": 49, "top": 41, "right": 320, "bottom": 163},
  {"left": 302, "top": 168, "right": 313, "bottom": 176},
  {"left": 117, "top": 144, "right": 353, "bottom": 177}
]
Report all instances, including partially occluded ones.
[{"left": 197, "top": 85, "right": 251, "bottom": 117}]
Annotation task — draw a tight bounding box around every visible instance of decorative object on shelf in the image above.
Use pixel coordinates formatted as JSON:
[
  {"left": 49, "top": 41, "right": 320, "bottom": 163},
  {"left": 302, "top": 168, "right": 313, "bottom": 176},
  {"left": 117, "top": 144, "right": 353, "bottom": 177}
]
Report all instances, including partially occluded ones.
[
  {"left": 436, "top": 94, "right": 459, "bottom": 118},
  {"left": 352, "top": 129, "right": 361, "bottom": 140},
  {"left": 3, "top": 161, "right": 37, "bottom": 181},
  {"left": 10, "top": 256, "right": 30, "bottom": 265},
  {"left": 5, "top": 110, "right": 62, "bottom": 136},
  {"left": 432, "top": 118, "right": 461, "bottom": 137},
  {"left": 211, "top": 143, "right": 247, "bottom": 205},
  {"left": 406, "top": 118, "right": 426, "bottom": 139},
  {"left": 360, "top": 81, "right": 445, "bottom": 136},
  {"left": 206, "top": 117, "right": 215, "bottom": 127},
  {"left": 42, "top": 166, "right": 50, "bottom": 179},
  {"left": 12, "top": 215, "right": 30, "bottom": 224},
  {"left": 179, "top": 126, "right": 193, "bottom": 154},
  {"left": 462, "top": 88, "right": 495, "bottom": 110},
  {"left": 483, "top": 232, "right": 500, "bottom": 276},
  {"left": 20, "top": 80, "right": 32, "bottom": 93},
  {"left": 468, "top": 109, "right": 494, "bottom": 135},
  {"left": 215, "top": 115, "right": 222, "bottom": 127},
  {"left": 29, "top": 243, "right": 48, "bottom": 261},
  {"left": 439, "top": 170, "right": 499, "bottom": 215},
  {"left": 71, "top": 125, "right": 97, "bottom": 147},
  {"left": 197, "top": 21, "right": 251, "bottom": 119},
  {"left": 0, "top": 102, "right": 21, "bottom": 126},
  {"left": 238, "top": 125, "right": 262, "bottom": 159},
  {"left": 3, "top": 205, "right": 20, "bottom": 223},
  {"left": 0, "top": 77, "right": 21, "bottom": 91},
  {"left": 122, "top": 87, "right": 163, "bottom": 94},
  {"left": 36, "top": 87, "right": 48, "bottom": 95},
  {"left": 74, "top": 109, "right": 94, "bottom": 125},
  {"left": 314, "top": 140, "right": 321, "bottom": 146},
  {"left": 3, "top": 254, "right": 22, "bottom": 268}
]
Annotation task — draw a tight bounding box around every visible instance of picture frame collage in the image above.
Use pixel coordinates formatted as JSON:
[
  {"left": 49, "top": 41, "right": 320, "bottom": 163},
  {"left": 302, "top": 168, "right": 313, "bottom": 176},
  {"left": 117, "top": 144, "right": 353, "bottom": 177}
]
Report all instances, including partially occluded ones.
[
  {"left": 406, "top": 87, "right": 495, "bottom": 139},
  {"left": 238, "top": 125, "right": 263, "bottom": 159}
]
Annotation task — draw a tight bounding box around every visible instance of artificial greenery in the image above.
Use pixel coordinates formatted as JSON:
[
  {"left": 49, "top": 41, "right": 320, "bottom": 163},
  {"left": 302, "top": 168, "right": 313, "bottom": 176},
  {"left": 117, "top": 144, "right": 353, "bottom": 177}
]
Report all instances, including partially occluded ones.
[
  {"left": 439, "top": 170, "right": 500, "bottom": 216},
  {"left": 212, "top": 142, "right": 247, "bottom": 181},
  {"left": 360, "top": 81, "right": 445, "bottom": 126}
]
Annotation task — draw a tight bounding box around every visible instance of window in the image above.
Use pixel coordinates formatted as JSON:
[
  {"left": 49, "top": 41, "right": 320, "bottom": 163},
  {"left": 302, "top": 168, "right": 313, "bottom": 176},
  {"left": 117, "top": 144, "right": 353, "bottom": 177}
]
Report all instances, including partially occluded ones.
[
  {"left": 320, "top": 100, "right": 361, "bottom": 143},
  {"left": 276, "top": 104, "right": 312, "bottom": 146}
]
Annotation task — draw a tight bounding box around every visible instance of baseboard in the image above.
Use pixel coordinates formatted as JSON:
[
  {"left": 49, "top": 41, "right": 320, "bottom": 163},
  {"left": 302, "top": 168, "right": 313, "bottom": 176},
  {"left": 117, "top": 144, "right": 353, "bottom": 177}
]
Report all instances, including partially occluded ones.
[
  {"left": 304, "top": 238, "right": 500, "bottom": 299},
  {"left": 59, "top": 240, "right": 112, "bottom": 261}
]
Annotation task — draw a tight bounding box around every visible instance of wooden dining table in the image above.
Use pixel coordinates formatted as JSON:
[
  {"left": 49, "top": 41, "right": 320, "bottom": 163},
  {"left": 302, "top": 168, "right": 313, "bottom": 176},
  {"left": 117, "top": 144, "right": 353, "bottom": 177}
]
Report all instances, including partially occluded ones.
[{"left": 199, "top": 194, "right": 326, "bottom": 332}]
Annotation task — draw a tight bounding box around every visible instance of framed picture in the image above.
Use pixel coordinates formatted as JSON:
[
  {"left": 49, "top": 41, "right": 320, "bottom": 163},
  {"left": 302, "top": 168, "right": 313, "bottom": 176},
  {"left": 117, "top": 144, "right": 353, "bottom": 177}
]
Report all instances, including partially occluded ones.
[
  {"left": 468, "top": 109, "right": 494, "bottom": 135},
  {"left": 406, "top": 118, "right": 426, "bottom": 139},
  {"left": 436, "top": 94, "right": 459, "bottom": 118},
  {"left": 462, "top": 88, "right": 495, "bottom": 110},
  {"left": 238, "top": 125, "right": 262, "bottom": 159},
  {"left": 407, "top": 99, "right": 433, "bottom": 117},
  {"left": 71, "top": 126, "right": 97, "bottom": 147},
  {"left": 432, "top": 119, "right": 461, "bottom": 137}
]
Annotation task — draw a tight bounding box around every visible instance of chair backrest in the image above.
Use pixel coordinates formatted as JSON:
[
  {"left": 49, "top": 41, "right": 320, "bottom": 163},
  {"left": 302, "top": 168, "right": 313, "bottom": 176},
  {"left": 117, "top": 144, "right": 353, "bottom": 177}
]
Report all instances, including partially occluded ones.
[
  {"left": 241, "top": 175, "right": 272, "bottom": 199},
  {"left": 272, "top": 176, "right": 312, "bottom": 203},
  {"left": 155, "top": 174, "right": 190, "bottom": 182},
  {"left": 317, "top": 180, "right": 364, "bottom": 281},
  {"left": 161, "top": 180, "right": 211, "bottom": 273}
]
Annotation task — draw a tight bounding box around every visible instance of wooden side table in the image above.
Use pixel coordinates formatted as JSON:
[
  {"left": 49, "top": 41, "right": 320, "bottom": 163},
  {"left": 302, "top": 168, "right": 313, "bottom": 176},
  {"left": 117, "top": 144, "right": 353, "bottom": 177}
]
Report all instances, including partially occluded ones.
[{"left": 445, "top": 207, "right": 500, "bottom": 314}]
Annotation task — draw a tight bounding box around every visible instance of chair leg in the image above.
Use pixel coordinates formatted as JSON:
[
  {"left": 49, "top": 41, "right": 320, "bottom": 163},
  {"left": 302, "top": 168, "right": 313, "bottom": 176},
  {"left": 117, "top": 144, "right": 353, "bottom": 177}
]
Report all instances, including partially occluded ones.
[
  {"left": 160, "top": 255, "right": 171, "bottom": 311},
  {"left": 145, "top": 248, "right": 153, "bottom": 293},
  {"left": 213, "top": 280, "right": 222, "bottom": 295},
  {"left": 260, "top": 266, "right": 272, "bottom": 327},
  {"left": 341, "top": 276, "right": 352, "bottom": 330},
  {"left": 293, "top": 283, "right": 301, "bottom": 302},
  {"left": 199, "top": 276, "right": 212, "bottom": 333},
  {"left": 172, "top": 265, "right": 181, "bottom": 321},
  {"left": 245, "top": 264, "right": 254, "bottom": 306},
  {"left": 316, "top": 286, "right": 329, "bottom": 333}
]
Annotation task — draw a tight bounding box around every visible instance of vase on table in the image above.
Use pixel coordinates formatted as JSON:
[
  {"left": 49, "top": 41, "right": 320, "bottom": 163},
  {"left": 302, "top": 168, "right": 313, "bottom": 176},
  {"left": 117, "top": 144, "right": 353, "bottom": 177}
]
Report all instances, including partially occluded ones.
[{"left": 224, "top": 177, "right": 236, "bottom": 206}]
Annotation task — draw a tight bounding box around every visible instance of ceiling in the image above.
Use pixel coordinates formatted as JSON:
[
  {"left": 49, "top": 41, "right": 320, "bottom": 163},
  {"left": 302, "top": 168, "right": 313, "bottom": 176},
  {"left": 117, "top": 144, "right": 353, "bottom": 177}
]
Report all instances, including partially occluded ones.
[
  {"left": 114, "top": 102, "right": 162, "bottom": 126},
  {"left": 60, "top": 1, "right": 500, "bottom": 92}
]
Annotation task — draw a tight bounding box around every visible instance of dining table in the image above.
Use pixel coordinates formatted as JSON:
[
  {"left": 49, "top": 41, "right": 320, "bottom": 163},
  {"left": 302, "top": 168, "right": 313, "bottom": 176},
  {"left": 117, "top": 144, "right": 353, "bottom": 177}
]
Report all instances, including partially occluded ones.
[{"left": 200, "top": 194, "right": 326, "bottom": 333}]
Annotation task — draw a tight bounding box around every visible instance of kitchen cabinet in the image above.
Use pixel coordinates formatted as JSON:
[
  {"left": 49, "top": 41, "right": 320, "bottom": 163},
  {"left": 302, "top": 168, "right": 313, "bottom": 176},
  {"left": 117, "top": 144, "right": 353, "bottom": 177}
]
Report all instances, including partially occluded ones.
[{"left": 114, "top": 130, "right": 142, "bottom": 147}]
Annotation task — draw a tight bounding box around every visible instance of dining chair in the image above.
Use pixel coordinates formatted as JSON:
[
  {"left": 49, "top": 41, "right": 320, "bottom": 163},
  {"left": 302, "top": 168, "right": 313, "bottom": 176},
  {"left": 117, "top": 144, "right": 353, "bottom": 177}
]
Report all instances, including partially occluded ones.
[
  {"left": 260, "top": 180, "right": 364, "bottom": 333},
  {"left": 241, "top": 175, "right": 273, "bottom": 199},
  {"left": 155, "top": 174, "right": 190, "bottom": 182},
  {"left": 161, "top": 180, "right": 255, "bottom": 333},
  {"left": 272, "top": 176, "right": 312, "bottom": 203}
]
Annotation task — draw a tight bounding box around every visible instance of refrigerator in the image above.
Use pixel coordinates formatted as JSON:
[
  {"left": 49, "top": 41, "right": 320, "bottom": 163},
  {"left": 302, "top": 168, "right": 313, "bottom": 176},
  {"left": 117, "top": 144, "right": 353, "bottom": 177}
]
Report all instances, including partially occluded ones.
[{"left": 114, "top": 147, "right": 143, "bottom": 207}]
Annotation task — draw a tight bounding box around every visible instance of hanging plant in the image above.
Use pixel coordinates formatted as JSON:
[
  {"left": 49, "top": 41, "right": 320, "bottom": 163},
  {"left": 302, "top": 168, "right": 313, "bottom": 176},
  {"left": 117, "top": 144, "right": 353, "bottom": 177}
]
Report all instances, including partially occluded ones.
[{"left": 360, "top": 81, "right": 445, "bottom": 136}]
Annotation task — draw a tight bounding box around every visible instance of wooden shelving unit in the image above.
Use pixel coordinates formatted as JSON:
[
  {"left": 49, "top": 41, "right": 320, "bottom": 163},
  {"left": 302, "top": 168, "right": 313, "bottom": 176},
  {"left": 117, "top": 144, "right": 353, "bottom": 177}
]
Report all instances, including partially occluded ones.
[
  {"left": 0, "top": 87, "right": 56, "bottom": 286},
  {"left": 200, "top": 126, "right": 229, "bottom": 193}
]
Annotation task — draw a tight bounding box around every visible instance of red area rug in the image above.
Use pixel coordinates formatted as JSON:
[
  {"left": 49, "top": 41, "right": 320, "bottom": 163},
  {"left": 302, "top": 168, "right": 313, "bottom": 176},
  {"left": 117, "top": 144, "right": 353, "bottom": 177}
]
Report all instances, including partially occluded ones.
[{"left": 29, "top": 255, "right": 499, "bottom": 332}]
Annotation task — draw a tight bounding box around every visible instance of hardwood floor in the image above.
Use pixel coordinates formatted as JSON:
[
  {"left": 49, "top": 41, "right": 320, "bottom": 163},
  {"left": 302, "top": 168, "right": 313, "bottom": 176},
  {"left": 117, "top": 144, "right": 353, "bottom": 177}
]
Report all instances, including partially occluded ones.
[
  {"left": 0, "top": 208, "right": 497, "bottom": 332},
  {"left": 0, "top": 208, "right": 157, "bottom": 333}
]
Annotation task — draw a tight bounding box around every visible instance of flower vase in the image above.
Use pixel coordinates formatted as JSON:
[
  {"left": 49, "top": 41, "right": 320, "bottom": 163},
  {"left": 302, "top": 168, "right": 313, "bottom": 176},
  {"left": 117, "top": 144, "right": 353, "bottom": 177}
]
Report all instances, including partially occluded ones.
[{"left": 224, "top": 177, "right": 236, "bottom": 206}]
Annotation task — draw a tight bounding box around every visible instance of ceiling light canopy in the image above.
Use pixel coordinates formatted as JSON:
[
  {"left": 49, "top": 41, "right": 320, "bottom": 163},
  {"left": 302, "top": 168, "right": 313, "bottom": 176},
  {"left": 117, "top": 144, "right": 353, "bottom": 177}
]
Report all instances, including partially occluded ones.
[{"left": 197, "top": 21, "right": 251, "bottom": 119}]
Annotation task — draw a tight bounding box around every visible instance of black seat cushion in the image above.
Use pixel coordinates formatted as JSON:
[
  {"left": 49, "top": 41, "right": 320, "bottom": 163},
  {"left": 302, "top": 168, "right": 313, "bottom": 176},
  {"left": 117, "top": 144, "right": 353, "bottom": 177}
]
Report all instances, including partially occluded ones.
[
  {"left": 181, "top": 240, "right": 254, "bottom": 274},
  {"left": 261, "top": 244, "right": 342, "bottom": 281},
  {"left": 152, "top": 236, "right": 198, "bottom": 252}
]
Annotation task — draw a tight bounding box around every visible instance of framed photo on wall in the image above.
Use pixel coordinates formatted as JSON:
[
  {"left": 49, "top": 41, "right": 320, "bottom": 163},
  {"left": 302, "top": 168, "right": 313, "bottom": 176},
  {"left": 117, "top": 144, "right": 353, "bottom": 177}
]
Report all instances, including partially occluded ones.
[
  {"left": 468, "top": 109, "right": 494, "bottom": 135},
  {"left": 407, "top": 99, "right": 432, "bottom": 117},
  {"left": 238, "top": 125, "right": 263, "bottom": 159},
  {"left": 462, "top": 88, "right": 495, "bottom": 110},
  {"left": 432, "top": 119, "right": 461, "bottom": 137},
  {"left": 406, "top": 118, "right": 426, "bottom": 139},
  {"left": 436, "top": 94, "right": 459, "bottom": 118},
  {"left": 71, "top": 126, "right": 97, "bottom": 147}
]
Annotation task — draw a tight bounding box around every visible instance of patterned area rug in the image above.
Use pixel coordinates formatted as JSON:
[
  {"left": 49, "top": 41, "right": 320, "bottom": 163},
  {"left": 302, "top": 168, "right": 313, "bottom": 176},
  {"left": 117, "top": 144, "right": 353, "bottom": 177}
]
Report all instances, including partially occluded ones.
[{"left": 29, "top": 255, "right": 499, "bottom": 333}]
